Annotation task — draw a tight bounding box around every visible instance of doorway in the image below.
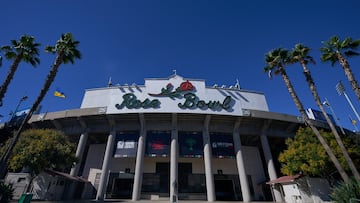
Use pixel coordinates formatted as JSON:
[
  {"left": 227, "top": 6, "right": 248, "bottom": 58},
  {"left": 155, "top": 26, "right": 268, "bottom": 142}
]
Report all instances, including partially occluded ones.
[
  {"left": 214, "top": 179, "right": 235, "bottom": 200},
  {"left": 156, "top": 162, "right": 170, "bottom": 194},
  {"left": 111, "top": 178, "right": 133, "bottom": 198}
]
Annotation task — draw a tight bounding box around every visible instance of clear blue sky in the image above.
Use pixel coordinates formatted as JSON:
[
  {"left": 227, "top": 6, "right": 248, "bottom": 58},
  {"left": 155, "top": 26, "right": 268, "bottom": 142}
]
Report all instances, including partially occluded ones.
[{"left": 1, "top": 0, "right": 360, "bottom": 131}]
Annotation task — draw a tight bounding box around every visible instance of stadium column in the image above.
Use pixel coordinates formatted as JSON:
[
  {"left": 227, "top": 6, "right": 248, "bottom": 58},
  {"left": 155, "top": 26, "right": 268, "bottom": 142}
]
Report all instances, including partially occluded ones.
[
  {"left": 132, "top": 114, "right": 146, "bottom": 201},
  {"left": 203, "top": 115, "right": 215, "bottom": 202},
  {"left": 260, "top": 122, "right": 282, "bottom": 202},
  {"left": 233, "top": 120, "right": 251, "bottom": 202},
  {"left": 170, "top": 113, "right": 178, "bottom": 202},
  {"left": 96, "top": 130, "right": 116, "bottom": 201},
  {"left": 70, "top": 131, "right": 88, "bottom": 176}
]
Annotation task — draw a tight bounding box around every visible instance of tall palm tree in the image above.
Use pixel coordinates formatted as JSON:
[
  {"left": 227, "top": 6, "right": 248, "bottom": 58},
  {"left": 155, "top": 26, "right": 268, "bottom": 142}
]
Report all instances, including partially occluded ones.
[
  {"left": 0, "top": 33, "right": 81, "bottom": 178},
  {"left": 290, "top": 44, "right": 360, "bottom": 181},
  {"left": 0, "top": 35, "right": 40, "bottom": 106},
  {"left": 264, "top": 48, "right": 350, "bottom": 183},
  {"left": 320, "top": 36, "right": 360, "bottom": 100}
]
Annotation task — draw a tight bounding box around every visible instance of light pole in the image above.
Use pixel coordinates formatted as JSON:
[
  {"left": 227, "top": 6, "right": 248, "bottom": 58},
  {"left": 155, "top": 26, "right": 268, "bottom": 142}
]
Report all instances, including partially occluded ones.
[
  {"left": 0, "top": 95, "right": 28, "bottom": 177},
  {"left": 336, "top": 81, "right": 360, "bottom": 122},
  {"left": 10, "top": 95, "right": 28, "bottom": 120},
  {"left": 323, "top": 97, "right": 346, "bottom": 135}
]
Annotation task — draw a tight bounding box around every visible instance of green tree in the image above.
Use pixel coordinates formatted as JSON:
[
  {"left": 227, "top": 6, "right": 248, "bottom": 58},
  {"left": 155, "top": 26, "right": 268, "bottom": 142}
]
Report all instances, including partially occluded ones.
[
  {"left": 320, "top": 36, "right": 360, "bottom": 100},
  {"left": 0, "top": 33, "right": 81, "bottom": 178},
  {"left": 0, "top": 35, "right": 40, "bottom": 106},
  {"left": 279, "top": 127, "right": 360, "bottom": 177},
  {"left": 7, "top": 129, "right": 77, "bottom": 174},
  {"left": 264, "top": 48, "right": 350, "bottom": 183},
  {"left": 1, "top": 129, "right": 77, "bottom": 192},
  {"left": 289, "top": 44, "right": 360, "bottom": 181}
]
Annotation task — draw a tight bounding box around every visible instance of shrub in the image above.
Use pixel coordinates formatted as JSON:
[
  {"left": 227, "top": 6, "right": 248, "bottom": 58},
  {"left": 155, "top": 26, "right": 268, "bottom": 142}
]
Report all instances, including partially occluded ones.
[
  {"left": 0, "top": 181, "right": 14, "bottom": 203},
  {"left": 331, "top": 178, "right": 360, "bottom": 203}
]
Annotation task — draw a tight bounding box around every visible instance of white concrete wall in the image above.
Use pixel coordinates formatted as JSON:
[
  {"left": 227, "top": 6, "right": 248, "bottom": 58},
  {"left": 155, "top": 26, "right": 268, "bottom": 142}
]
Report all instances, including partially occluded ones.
[
  {"left": 296, "top": 177, "right": 331, "bottom": 203},
  {"left": 108, "top": 157, "right": 136, "bottom": 173},
  {"left": 283, "top": 183, "right": 301, "bottom": 203},
  {"left": 242, "top": 146, "right": 266, "bottom": 200},
  {"left": 178, "top": 158, "right": 205, "bottom": 174},
  {"left": 82, "top": 144, "right": 106, "bottom": 179},
  {"left": 88, "top": 168, "right": 101, "bottom": 187},
  {"left": 6, "top": 172, "right": 65, "bottom": 201},
  {"left": 32, "top": 173, "right": 65, "bottom": 200},
  {"left": 5, "top": 173, "right": 30, "bottom": 199},
  {"left": 306, "top": 177, "right": 331, "bottom": 202},
  {"left": 212, "top": 158, "right": 237, "bottom": 174}
]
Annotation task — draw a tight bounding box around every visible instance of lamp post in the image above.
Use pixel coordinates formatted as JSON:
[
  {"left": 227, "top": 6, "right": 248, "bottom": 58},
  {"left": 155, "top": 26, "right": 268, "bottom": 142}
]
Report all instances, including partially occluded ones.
[
  {"left": 323, "top": 97, "right": 346, "bottom": 135},
  {"left": 336, "top": 81, "right": 360, "bottom": 122},
  {"left": 10, "top": 95, "right": 28, "bottom": 120},
  {"left": 0, "top": 95, "right": 28, "bottom": 177}
]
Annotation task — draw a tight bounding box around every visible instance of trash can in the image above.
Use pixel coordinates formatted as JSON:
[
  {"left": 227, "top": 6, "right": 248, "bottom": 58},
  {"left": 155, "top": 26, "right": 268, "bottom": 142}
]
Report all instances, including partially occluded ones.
[{"left": 18, "top": 193, "right": 32, "bottom": 203}]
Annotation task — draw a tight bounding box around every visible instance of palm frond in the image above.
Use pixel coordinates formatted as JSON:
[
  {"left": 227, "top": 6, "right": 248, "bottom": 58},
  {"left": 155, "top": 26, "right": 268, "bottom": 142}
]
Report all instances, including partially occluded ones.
[
  {"left": 4, "top": 52, "right": 17, "bottom": 59},
  {"left": 45, "top": 46, "right": 56, "bottom": 53},
  {"left": 341, "top": 37, "right": 352, "bottom": 48},
  {"left": 349, "top": 39, "right": 360, "bottom": 49},
  {"left": 344, "top": 50, "right": 360, "bottom": 57}
]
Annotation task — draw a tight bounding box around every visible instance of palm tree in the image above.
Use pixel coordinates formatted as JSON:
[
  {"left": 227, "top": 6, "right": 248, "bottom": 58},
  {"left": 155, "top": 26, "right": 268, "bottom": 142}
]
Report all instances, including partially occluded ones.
[
  {"left": 0, "top": 33, "right": 81, "bottom": 178},
  {"left": 320, "top": 36, "right": 360, "bottom": 100},
  {"left": 264, "top": 48, "right": 350, "bottom": 183},
  {"left": 290, "top": 44, "right": 360, "bottom": 181},
  {"left": 0, "top": 35, "right": 40, "bottom": 106}
]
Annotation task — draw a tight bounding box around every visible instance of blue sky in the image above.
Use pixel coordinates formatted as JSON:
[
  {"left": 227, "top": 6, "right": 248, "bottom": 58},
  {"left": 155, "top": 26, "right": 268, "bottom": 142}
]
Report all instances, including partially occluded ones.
[{"left": 1, "top": 0, "right": 360, "bottom": 131}]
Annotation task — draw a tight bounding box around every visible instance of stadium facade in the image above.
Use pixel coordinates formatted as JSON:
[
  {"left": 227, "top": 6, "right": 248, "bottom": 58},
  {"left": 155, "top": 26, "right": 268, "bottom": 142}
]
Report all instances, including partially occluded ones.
[{"left": 28, "top": 74, "right": 309, "bottom": 202}]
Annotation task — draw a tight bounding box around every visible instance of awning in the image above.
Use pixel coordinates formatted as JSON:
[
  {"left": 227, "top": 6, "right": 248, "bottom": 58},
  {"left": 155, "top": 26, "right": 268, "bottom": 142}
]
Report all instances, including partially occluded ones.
[
  {"left": 266, "top": 174, "right": 302, "bottom": 184},
  {"left": 44, "top": 169, "right": 89, "bottom": 183}
]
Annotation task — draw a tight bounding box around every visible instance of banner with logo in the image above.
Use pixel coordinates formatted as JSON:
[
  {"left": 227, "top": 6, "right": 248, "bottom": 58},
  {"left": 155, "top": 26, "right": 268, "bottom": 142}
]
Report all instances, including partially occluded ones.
[{"left": 114, "top": 132, "right": 139, "bottom": 158}]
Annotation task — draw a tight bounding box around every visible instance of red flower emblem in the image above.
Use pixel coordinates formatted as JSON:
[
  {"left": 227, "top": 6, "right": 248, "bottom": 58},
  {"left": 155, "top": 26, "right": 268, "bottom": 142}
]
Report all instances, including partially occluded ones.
[
  {"left": 180, "top": 80, "right": 194, "bottom": 91},
  {"left": 166, "top": 83, "right": 173, "bottom": 89}
]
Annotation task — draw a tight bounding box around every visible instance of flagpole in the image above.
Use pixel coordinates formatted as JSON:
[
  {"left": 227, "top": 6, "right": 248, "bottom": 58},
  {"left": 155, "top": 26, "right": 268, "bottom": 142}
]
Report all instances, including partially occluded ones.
[
  {"left": 323, "top": 97, "right": 345, "bottom": 135},
  {"left": 349, "top": 115, "right": 359, "bottom": 132}
]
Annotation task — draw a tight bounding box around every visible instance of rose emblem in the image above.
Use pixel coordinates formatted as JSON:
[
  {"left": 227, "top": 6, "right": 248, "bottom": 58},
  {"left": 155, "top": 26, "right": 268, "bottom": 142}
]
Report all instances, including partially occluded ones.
[{"left": 180, "top": 80, "right": 194, "bottom": 91}]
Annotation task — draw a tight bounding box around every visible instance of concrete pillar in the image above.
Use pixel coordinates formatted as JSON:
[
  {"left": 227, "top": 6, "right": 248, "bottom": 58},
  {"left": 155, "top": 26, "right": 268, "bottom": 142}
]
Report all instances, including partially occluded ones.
[
  {"left": 260, "top": 131, "right": 282, "bottom": 202},
  {"left": 132, "top": 114, "right": 146, "bottom": 201},
  {"left": 233, "top": 120, "right": 251, "bottom": 202},
  {"left": 70, "top": 132, "right": 88, "bottom": 176},
  {"left": 170, "top": 114, "right": 178, "bottom": 202},
  {"left": 203, "top": 115, "right": 215, "bottom": 202},
  {"left": 96, "top": 130, "right": 116, "bottom": 201}
]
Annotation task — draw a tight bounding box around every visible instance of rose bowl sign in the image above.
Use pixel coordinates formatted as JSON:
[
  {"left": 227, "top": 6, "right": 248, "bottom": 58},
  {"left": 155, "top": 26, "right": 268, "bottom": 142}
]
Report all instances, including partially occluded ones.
[
  {"left": 115, "top": 80, "right": 233, "bottom": 111},
  {"left": 80, "top": 74, "right": 269, "bottom": 115}
]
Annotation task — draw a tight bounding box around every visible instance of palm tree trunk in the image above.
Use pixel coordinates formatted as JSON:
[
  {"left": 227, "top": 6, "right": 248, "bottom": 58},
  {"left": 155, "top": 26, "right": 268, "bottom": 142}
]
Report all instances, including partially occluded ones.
[
  {"left": 279, "top": 65, "right": 350, "bottom": 183},
  {"left": 31, "top": 53, "right": 63, "bottom": 113},
  {"left": 0, "top": 54, "right": 23, "bottom": 105},
  {"left": 301, "top": 61, "right": 360, "bottom": 181},
  {"left": 336, "top": 51, "right": 360, "bottom": 101},
  {"left": 0, "top": 52, "right": 64, "bottom": 179}
]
